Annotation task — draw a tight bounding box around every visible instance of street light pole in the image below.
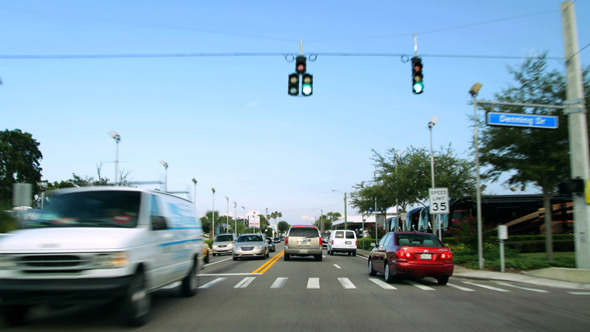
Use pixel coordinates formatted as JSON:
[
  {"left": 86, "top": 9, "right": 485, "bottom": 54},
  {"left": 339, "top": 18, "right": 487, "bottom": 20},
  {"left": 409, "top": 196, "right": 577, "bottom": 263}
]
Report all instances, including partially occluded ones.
[
  {"left": 234, "top": 201, "right": 237, "bottom": 236},
  {"left": 331, "top": 189, "right": 347, "bottom": 230},
  {"left": 225, "top": 196, "right": 229, "bottom": 233},
  {"left": 108, "top": 131, "right": 121, "bottom": 185},
  {"left": 395, "top": 150, "right": 403, "bottom": 231},
  {"left": 428, "top": 116, "right": 439, "bottom": 236},
  {"left": 160, "top": 161, "right": 168, "bottom": 192},
  {"left": 470, "top": 83, "right": 484, "bottom": 270},
  {"left": 211, "top": 188, "right": 216, "bottom": 239},
  {"left": 191, "top": 179, "right": 198, "bottom": 211}
]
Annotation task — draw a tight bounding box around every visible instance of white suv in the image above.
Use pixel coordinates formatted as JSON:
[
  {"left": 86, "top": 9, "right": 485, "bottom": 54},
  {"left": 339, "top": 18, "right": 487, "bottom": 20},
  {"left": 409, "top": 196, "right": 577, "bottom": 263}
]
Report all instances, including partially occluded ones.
[{"left": 327, "top": 230, "right": 357, "bottom": 256}]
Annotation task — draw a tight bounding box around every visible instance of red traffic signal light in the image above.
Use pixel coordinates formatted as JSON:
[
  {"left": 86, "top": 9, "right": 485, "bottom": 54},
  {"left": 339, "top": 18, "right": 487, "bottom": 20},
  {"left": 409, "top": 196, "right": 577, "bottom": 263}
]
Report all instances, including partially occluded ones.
[
  {"left": 295, "top": 56, "right": 307, "bottom": 74},
  {"left": 411, "top": 57, "right": 424, "bottom": 94},
  {"left": 288, "top": 73, "right": 299, "bottom": 96}
]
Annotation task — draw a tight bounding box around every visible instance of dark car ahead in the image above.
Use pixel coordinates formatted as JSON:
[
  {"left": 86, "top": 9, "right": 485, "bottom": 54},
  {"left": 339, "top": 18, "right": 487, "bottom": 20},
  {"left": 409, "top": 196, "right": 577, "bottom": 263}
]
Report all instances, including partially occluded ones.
[
  {"left": 368, "top": 232, "right": 454, "bottom": 285},
  {"left": 266, "top": 237, "right": 276, "bottom": 252}
]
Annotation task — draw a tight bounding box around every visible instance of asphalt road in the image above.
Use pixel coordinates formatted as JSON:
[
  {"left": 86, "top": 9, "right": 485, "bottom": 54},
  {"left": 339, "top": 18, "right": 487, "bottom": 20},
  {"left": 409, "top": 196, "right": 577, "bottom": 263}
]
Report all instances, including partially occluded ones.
[{"left": 3, "top": 243, "right": 590, "bottom": 331}]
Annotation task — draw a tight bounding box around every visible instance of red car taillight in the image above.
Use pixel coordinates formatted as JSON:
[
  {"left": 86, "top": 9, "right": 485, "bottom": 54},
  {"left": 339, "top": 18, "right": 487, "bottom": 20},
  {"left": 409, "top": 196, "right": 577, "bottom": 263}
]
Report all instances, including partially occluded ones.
[
  {"left": 440, "top": 251, "right": 453, "bottom": 259},
  {"left": 285, "top": 237, "right": 289, "bottom": 245},
  {"left": 396, "top": 249, "right": 412, "bottom": 259}
]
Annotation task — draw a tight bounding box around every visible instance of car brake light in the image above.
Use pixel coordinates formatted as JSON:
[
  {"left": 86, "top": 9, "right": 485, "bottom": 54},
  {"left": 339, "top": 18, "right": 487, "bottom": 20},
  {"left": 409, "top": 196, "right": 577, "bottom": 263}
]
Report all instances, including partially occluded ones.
[
  {"left": 331, "top": 240, "right": 334, "bottom": 245},
  {"left": 286, "top": 237, "right": 289, "bottom": 245},
  {"left": 440, "top": 252, "right": 453, "bottom": 259},
  {"left": 396, "top": 249, "right": 412, "bottom": 259}
]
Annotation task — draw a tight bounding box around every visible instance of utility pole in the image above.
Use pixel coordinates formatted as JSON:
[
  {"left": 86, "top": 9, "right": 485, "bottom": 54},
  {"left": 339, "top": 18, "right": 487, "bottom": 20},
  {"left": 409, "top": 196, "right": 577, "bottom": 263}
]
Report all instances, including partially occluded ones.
[{"left": 562, "top": 1, "right": 590, "bottom": 269}]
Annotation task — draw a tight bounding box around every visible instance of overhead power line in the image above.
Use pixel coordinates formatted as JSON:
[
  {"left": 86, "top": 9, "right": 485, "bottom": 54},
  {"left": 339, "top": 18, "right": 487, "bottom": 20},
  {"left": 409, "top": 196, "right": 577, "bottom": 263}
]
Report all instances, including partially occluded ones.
[{"left": 0, "top": 52, "right": 563, "bottom": 61}]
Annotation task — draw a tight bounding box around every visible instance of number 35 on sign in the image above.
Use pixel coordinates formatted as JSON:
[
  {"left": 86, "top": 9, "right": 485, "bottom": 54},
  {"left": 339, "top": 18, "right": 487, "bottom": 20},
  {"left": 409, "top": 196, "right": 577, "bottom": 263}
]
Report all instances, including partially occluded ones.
[{"left": 429, "top": 188, "right": 449, "bottom": 214}]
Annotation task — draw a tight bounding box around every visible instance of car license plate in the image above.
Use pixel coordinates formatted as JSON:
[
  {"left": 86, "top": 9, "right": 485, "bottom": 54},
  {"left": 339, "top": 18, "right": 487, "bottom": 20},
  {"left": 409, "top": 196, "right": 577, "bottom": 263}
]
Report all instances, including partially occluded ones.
[
  {"left": 345, "top": 241, "right": 351, "bottom": 245},
  {"left": 420, "top": 253, "right": 432, "bottom": 260}
]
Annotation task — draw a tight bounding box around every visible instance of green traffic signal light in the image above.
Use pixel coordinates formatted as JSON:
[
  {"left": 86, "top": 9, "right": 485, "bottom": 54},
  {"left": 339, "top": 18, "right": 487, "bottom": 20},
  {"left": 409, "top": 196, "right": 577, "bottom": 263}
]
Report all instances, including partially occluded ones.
[
  {"left": 411, "top": 57, "right": 424, "bottom": 94},
  {"left": 301, "top": 73, "right": 313, "bottom": 96}
]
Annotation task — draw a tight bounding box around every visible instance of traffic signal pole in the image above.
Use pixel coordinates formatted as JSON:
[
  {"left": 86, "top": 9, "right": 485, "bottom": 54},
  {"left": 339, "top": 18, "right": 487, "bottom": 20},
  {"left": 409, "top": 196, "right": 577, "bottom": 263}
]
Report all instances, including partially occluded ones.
[{"left": 561, "top": 1, "right": 590, "bottom": 269}]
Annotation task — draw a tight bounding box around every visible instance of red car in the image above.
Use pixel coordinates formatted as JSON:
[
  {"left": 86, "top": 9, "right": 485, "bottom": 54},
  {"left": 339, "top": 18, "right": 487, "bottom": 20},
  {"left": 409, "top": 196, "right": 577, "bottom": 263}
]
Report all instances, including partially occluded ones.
[{"left": 368, "top": 232, "right": 454, "bottom": 285}]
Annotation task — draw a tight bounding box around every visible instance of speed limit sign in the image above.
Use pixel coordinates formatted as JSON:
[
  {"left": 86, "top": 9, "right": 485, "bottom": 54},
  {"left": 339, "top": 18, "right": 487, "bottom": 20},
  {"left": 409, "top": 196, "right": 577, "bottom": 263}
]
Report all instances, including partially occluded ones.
[{"left": 429, "top": 188, "right": 449, "bottom": 214}]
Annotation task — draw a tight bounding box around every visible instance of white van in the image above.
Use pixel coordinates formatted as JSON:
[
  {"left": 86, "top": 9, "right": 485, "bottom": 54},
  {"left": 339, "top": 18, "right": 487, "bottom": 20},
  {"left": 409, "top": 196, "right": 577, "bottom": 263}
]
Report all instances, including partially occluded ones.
[
  {"left": 327, "top": 230, "right": 357, "bottom": 256},
  {"left": 0, "top": 187, "right": 203, "bottom": 327}
]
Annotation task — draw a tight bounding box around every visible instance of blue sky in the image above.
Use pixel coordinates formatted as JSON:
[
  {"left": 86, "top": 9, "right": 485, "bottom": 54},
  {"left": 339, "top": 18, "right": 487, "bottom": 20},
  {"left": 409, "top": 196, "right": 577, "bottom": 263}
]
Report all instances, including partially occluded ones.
[{"left": 2, "top": 0, "right": 589, "bottom": 224}]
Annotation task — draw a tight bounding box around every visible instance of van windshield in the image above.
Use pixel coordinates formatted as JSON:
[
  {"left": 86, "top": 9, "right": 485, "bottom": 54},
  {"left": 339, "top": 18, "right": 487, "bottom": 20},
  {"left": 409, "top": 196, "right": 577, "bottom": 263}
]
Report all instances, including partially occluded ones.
[{"left": 21, "top": 190, "right": 141, "bottom": 229}]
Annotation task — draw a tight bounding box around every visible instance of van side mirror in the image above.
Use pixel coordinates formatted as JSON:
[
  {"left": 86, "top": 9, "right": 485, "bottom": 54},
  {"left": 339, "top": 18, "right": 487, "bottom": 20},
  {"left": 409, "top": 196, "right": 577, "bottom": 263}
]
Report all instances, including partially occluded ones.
[{"left": 151, "top": 216, "right": 169, "bottom": 230}]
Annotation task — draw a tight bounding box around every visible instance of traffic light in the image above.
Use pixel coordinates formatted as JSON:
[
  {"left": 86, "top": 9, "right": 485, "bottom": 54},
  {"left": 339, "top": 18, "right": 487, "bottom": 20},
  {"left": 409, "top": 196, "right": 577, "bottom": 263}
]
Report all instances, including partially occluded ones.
[
  {"left": 411, "top": 57, "right": 424, "bottom": 94},
  {"left": 295, "top": 56, "right": 307, "bottom": 74},
  {"left": 301, "top": 73, "right": 313, "bottom": 96},
  {"left": 288, "top": 73, "right": 299, "bottom": 96}
]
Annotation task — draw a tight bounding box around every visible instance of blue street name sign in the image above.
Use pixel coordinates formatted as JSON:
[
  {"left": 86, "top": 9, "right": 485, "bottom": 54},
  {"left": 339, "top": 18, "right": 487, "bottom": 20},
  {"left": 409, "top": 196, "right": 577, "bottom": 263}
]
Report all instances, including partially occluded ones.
[{"left": 487, "top": 112, "right": 558, "bottom": 129}]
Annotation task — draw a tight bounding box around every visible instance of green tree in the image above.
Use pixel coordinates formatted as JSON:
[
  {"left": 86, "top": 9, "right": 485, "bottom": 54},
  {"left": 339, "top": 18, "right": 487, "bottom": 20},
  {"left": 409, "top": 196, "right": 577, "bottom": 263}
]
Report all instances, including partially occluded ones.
[
  {"left": 277, "top": 221, "right": 290, "bottom": 234},
  {"left": 352, "top": 145, "right": 475, "bottom": 230},
  {"left": 0, "top": 129, "right": 43, "bottom": 204},
  {"left": 200, "top": 210, "right": 221, "bottom": 238},
  {"left": 478, "top": 54, "right": 590, "bottom": 261},
  {"left": 314, "top": 215, "right": 329, "bottom": 232}
]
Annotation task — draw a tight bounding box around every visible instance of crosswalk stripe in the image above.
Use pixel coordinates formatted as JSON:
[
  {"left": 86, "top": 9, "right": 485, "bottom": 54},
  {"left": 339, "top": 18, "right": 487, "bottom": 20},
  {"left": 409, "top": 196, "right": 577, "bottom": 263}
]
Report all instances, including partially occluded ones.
[
  {"left": 462, "top": 281, "right": 510, "bottom": 292},
  {"left": 338, "top": 278, "right": 356, "bottom": 289},
  {"left": 404, "top": 280, "right": 435, "bottom": 291},
  {"left": 234, "top": 277, "right": 256, "bottom": 288},
  {"left": 334, "top": 264, "right": 342, "bottom": 269},
  {"left": 307, "top": 277, "right": 320, "bottom": 289},
  {"left": 369, "top": 278, "right": 397, "bottom": 290},
  {"left": 271, "top": 277, "right": 288, "bottom": 289},
  {"left": 199, "top": 277, "right": 227, "bottom": 289},
  {"left": 447, "top": 283, "right": 475, "bottom": 292},
  {"left": 495, "top": 282, "right": 548, "bottom": 293}
]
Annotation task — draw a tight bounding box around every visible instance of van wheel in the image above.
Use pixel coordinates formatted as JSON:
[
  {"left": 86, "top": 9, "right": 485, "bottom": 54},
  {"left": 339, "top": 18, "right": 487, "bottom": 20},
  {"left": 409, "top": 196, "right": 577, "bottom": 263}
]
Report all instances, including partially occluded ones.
[
  {"left": 352, "top": 251, "right": 356, "bottom": 257},
  {"left": 1, "top": 305, "right": 29, "bottom": 326},
  {"left": 284, "top": 253, "right": 290, "bottom": 261},
  {"left": 315, "top": 254, "right": 322, "bottom": 262},
  {"left": 180, "top": 260, "right": 199, "bottom": 297},
  {"left": 122, "top": 271, "right": 151, "bottom": 326},
  {"left": 368, "top": 259, "right": 377, "bottom": 276}
]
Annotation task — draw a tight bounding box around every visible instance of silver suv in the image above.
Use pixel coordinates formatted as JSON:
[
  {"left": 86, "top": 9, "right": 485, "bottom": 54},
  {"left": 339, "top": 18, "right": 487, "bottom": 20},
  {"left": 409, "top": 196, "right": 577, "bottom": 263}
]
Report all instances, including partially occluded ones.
[{"left": 284, "top": 226, "right": 322, "bottom": 261}]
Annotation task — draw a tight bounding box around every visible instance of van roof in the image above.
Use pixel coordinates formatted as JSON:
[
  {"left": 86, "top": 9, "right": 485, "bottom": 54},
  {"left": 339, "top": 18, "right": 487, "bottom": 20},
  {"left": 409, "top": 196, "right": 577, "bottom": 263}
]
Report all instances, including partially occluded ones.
[{"left": 50, "top": 186, "right": 192, "bottom": 203}]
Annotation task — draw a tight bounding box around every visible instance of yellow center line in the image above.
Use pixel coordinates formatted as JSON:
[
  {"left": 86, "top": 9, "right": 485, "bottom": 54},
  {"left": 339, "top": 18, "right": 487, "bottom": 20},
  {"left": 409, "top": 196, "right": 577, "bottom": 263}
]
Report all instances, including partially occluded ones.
[{"left": 252, "top": 250, "right": 284, "bottom": 274}]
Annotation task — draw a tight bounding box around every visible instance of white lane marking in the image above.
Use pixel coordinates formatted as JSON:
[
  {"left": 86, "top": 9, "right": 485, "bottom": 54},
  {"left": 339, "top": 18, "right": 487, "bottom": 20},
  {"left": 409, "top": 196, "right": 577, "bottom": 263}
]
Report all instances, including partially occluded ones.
[
  {"left": 205, "top": 257, "right": 233, "bottom": 266},
  {"left": 234, "top": 277, "right": 256, "bottom": 288},
  {"left": 369, "top": 278, "right": 397, "bottom": 290},
  {"left": 334, "top": 264, "right": 342, "bottom": 269},
  {"left": 199, "top": 277, "right": 227, "bottom": 289},
  {"left": 270, "top": 277, "right": 288, "bottom": 289},
  {"left": 404, "top": 279, "right": 435, "bottom": 291},
  {"left": 495, "top": 282, "right": 549, "bottom": 293},
  {"left": 200, "top": 273, "right": 262, "bottom": 276},
  {"left": 447, "top": 283, "right": 475, "bottom": 292},
  {"left": 338, "top": 278, "right": 356, "bottom": 289},
  {"left": 307, "top": 277, "right": 320, "bottom": 289},
  {"left": 569, "top": 292, "right": 590, "bottom": 295},
  {"left": 462, "top": 281, "right": 510, "bottom": 292}
]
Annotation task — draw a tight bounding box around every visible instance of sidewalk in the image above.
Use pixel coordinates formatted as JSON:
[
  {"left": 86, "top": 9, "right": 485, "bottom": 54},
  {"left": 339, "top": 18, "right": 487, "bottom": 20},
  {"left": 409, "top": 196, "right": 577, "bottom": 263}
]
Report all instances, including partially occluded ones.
[{"left": 356, "top": 249, "right": 590, "bottom": 290}]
